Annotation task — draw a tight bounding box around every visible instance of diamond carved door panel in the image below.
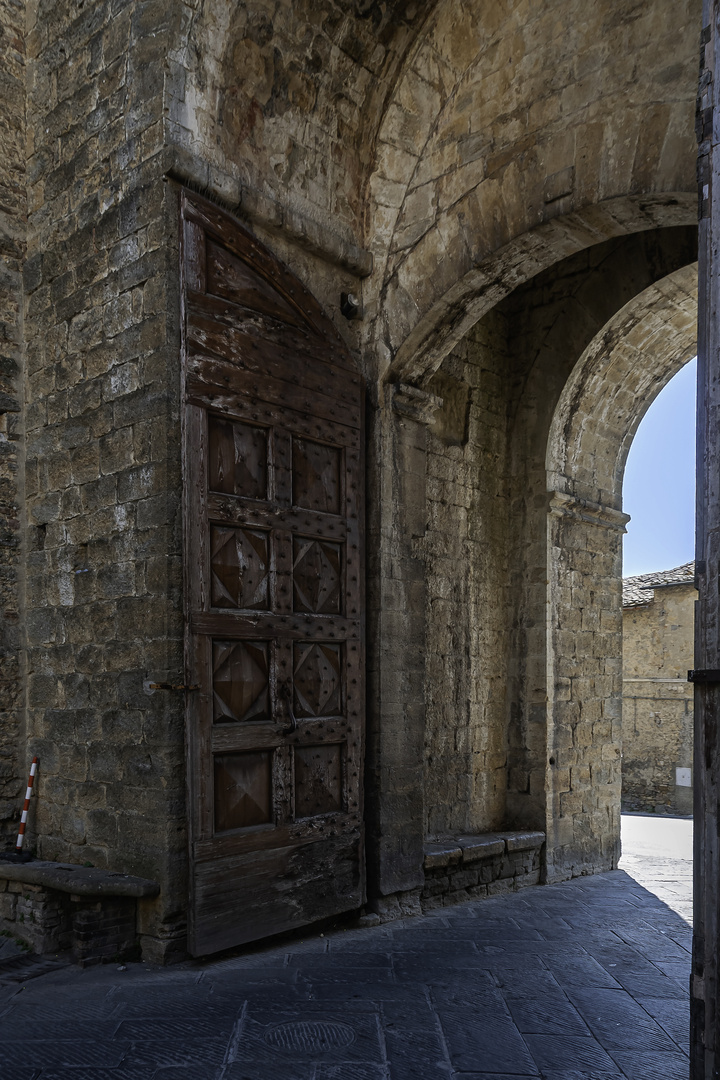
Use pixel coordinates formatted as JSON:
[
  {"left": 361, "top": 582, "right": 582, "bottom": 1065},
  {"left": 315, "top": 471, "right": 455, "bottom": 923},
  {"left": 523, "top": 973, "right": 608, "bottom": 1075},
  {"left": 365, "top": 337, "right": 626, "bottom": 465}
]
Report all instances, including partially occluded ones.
[
  {"left": 293, "top": 538, "right": 341, "bottom": 614},
  {"left": 293, "top": 437, "right": 342, "bottom": 514},
  {"left": 210, "top": 527, "right": 270, "bottom": 610},
  {"left": 293, "top": 642, "right": 343, "bottom": 718},
  {"left": 212, "top": 640, "right": 270, "bottom": 723},
  {"left": 182, "top": 191, "right": 365, "bottom": 955},
  {"left": 214, "top": 751, "right": 273, "bottom": 831}
]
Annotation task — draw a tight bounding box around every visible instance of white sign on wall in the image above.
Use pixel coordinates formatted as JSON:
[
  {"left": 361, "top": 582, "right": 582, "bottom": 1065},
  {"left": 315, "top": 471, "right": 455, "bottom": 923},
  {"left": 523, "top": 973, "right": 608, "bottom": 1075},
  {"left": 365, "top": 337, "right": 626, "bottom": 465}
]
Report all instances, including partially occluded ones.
[{"left": 676, "top": 767, "right": 692, "bottom": 788}]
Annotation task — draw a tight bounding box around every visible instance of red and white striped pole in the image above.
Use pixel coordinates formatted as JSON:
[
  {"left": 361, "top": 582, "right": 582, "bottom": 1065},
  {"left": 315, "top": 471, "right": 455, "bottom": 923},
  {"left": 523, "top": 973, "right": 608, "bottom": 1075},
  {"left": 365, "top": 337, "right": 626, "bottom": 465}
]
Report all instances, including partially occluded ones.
[{"left": 15, "top": 757, "right": 38, "bottom": 853}]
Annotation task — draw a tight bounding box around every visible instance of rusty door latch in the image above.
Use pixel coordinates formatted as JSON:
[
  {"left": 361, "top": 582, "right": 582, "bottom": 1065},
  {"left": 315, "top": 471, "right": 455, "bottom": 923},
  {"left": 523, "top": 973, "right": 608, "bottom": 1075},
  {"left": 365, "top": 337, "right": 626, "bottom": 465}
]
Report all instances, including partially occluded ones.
[{"left": 143, "top": 680, "right": 200, "bottom": 695}]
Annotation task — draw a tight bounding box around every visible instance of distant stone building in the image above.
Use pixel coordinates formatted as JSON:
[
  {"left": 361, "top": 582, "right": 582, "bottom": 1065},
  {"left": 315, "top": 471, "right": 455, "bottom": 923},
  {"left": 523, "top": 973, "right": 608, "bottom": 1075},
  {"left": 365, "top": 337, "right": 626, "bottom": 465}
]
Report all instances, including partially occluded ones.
[{"left": 622, "top": 563, "right": 696, "bottom": 815}]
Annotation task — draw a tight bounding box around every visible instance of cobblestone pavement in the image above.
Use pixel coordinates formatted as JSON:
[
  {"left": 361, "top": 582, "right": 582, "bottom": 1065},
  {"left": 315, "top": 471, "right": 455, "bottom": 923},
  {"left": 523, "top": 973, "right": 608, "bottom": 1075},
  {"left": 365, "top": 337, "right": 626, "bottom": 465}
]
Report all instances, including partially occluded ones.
[{"left": 0, "top": 820, "right": 691, "bottom": 1080}]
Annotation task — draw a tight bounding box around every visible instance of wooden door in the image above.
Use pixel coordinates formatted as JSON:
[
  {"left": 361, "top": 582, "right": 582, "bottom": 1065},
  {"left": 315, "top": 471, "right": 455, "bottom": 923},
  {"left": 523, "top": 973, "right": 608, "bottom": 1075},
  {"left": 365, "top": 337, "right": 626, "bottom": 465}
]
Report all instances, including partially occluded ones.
[{"left": 180, "top": 191, "right": 365, "bottom": 956}]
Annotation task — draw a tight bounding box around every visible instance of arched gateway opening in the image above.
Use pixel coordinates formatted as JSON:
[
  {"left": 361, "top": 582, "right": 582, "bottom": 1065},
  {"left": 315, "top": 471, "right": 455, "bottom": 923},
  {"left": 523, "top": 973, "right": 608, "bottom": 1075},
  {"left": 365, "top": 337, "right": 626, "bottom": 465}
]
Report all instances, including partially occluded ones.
[
  {"left": 546, "top": 264, "right": 697, "bottom": 879},
  {"left": 394, "top": 225, "right": 698, "bottom": 891}
]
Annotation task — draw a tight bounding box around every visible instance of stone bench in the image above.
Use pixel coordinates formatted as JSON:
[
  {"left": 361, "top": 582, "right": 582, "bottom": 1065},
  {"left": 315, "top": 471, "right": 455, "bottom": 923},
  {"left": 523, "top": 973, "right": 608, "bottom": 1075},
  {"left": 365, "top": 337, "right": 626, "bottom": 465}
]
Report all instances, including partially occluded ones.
[
  {"left": 421, "top": 830, "right": 546, "bottom": 912},
  {"left": 0, "top": 860, "right": 159, "bottom": 965}
]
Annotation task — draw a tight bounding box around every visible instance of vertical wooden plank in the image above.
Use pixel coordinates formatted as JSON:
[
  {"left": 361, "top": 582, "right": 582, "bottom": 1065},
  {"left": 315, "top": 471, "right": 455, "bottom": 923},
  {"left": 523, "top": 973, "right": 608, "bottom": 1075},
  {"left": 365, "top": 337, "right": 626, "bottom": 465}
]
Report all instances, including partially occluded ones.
[
  {"left": 183, "top": 216, "right": 207, "bottom": 294},
  {"left": 274, "top": 527, "right": 293, "bottom": 615},
  {"left": 273, "top": 430, "right": 293, "bottom": 506},
  {"left": 694, "top": 6, "right": 718, "bottom": 1075}
]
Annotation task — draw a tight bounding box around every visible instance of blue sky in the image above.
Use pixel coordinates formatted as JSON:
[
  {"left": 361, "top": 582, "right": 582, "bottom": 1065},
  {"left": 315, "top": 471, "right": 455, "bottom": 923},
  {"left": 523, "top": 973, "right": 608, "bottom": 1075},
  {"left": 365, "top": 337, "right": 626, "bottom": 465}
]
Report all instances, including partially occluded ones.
[{"left": 622, "top": 357, "right": 697, "bottom": 577}]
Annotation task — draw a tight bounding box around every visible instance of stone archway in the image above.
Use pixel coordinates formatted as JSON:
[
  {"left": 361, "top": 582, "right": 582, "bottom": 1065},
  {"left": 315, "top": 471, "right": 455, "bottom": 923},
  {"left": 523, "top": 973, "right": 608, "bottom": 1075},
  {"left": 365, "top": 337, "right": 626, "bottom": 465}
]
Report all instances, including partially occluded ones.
[
  {"left": 367, "top": 220, "right": 698, "bottom": 899},
  {"left": 544, "top": 263, "right": 698, "bottom": 881},
  {"left": 366, "top": 0, "right": 699, "bottom": 380},
  {"left": 386, "top": 196, "right": 697, "bottom": 387}
]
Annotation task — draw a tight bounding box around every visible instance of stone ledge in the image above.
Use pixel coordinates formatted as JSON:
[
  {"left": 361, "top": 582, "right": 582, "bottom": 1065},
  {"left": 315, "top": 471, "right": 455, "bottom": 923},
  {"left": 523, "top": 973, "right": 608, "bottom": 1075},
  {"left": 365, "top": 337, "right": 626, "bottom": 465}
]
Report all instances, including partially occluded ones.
[
  {"left": 497, "top": 831, "right": 546, "bottom": 854},
  {"left": 423, "top": 831, "right": 545, "bottom": 869},
  {"left": 457, "top": 834, "right": 505, "bottom": 861},
  {"left": 424, "top": 842, "right": 462, "bottom": 869},
  {"left": 0, "top": 861, "right": 159, "bottom": 899},
  {"left": 421, "top": 831, "right": 546, "bottom": 914}
]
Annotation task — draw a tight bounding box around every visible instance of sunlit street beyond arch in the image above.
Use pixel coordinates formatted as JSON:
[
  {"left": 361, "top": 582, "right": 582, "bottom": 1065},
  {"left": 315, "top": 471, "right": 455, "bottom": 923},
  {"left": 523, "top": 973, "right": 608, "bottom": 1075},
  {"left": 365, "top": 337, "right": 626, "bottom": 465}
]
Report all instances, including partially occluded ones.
[{"left": 620, "top": 813, "right": 694, "bottom": 926}]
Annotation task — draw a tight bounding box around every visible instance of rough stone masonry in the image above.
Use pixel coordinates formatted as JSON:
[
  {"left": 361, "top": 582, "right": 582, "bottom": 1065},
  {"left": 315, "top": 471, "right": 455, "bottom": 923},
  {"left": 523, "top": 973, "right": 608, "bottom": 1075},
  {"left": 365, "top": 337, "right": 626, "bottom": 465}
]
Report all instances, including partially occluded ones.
[
  {"left": 0, "top": 6, "right": 711, "bottom": 1057},
  {"left": 622, "top": 563, "right": 695, "bottom": 816}
]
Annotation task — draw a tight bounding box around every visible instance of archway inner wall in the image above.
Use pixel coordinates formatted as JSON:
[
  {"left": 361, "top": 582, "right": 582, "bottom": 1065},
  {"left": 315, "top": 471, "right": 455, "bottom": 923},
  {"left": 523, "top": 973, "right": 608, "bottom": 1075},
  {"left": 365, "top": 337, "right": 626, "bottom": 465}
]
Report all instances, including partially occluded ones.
[
  {"left": 417, "top": 232, "right": 697, "bottom": 864},
  {"left": 545, "top": 263, "right": 697, "bottom": 880}
]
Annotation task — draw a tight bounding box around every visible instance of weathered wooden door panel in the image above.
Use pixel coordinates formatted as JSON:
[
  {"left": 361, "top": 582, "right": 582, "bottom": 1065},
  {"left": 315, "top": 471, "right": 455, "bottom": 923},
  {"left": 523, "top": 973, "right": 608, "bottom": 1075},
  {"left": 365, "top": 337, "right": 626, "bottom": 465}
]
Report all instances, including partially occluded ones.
[
  {"left": 193, "top": 833, "right": 364, "bottom": 954},
  {"left": 186, "top": 314, "right": 360, "bottom": 408},
  {"left": 181, "top": 191, "right": 365, "bottom": 956}
]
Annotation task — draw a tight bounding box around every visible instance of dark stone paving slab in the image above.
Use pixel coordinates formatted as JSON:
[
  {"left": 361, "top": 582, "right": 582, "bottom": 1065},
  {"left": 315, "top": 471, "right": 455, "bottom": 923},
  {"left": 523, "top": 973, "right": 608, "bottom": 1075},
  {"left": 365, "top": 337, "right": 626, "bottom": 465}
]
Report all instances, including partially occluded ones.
[
  {"left": 609, "top": 970, "right": 687, "bottom": 1000},
  {"left": 432, "top": 985, "right": 538, "bottom": 1075},
  {"left": 614, "top": 929, "right": 690, "bottom": 962},
  {"left": 314, "top": 1068, "right": 388, "bottom": 1080},
  {"left": 123, "top": 1039, "right": 229, "bottom": 1067},
  {"left": 1, "top": 1040, "right": 130, "bottom": 1069},
  {"left": 521, "top": 1034, "right": 622, "bottom": 1077},
  {"left": 539, "top": 1074, "right": 620, "bottom": 1080},
  {"left": 655, "top": 959, "right": 691, "bottom": 984},
  {"left": 115, "top": 1018, "right": 239, "bottom": 1041},
  {"left": 540, "top": 951, "right": 624, "bottom": 989},
  {"left": 636, "top": 995, "right": 689, "bottom": 1052},
  {"left": 303, "top": 979, "right": 415, "bottom": 1003},
  {"left": 0, "top": 868, "right": 691, "bottom": 1079},
  {"left": 502, "top": 988, "right": 590, "bottom": 1036},
  {"left": 224, "top": 1066, "right": 317, "bottom": 1080},
  {"left": 38, "top": 1072, "right": 156, "bottom": 1080},
  {"left": 154, "top": 1071, "right": 218, "bottom": 1080},
  {"left": 381, "top": 999, "right": 450, "bottom": 1079},
  {"left": 608, "top": 1050, "right": 691, "bottom": 1079},
  {"left": 566, "top": 987, "right": 678, "bottom": 1051}
]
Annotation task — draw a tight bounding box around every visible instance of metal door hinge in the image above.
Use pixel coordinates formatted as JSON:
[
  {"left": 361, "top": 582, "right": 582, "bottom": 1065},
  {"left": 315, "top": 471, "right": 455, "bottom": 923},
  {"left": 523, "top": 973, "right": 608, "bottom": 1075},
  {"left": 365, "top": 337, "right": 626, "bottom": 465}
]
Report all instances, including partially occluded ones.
[{"left": 688, "top": 669, "right": 720, "bottom": 683}]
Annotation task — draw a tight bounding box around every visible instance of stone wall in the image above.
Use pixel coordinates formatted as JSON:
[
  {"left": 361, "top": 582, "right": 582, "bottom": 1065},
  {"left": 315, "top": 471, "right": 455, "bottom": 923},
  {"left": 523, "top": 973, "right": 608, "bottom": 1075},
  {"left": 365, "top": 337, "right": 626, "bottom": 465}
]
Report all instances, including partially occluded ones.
[
  {"left": 623, "top": 579, "right": 696, "bottom": 815},
  {"left": 0, "top": 878, "right": 138, "bottom": 964},
  {"left": 428, "top": 235, "right": 695, "bottom": 874},
  {"left": 373, "top": 0, "right": 700, "bottom": 380},
  {"left": 0, "top": 0, "right": 704, "bottom": 966},
  {"left": 0, "top": 0, "right": 26, "bottom": 843},
  {"left": 21, "top": 0, "right": 186, "bottom": 960},
  {"left": 169, "top": 0, "right": 430, "bottom": 248},
  {"left": 423, "top": 311, "right": 512, "bottom": 837}
]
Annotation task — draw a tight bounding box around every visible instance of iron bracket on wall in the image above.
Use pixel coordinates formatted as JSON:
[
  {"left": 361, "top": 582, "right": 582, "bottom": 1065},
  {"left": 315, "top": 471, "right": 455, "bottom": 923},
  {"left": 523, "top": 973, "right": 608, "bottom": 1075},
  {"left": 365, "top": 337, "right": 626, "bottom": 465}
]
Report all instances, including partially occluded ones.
[{"left": 688, "top": 669, "right": 720, "bottom": 683}]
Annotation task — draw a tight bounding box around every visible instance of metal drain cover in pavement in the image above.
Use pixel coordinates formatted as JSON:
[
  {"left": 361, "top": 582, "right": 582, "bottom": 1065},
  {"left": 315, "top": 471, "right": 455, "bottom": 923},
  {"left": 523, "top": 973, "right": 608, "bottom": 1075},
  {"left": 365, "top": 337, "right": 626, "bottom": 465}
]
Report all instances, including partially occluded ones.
[{"left": 264, "top": 1021, "right": 355, "bottom": 1053}]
